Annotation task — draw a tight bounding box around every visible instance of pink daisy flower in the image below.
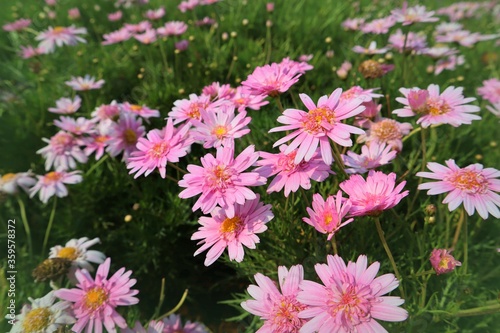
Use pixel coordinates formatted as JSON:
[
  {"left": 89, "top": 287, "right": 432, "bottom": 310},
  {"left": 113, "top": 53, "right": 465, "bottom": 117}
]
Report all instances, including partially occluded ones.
[
  {"left": 83, "top": 134, "right": 110, "bottom": 161},
  {"left": 339, "top": 171, "right": 409, "bottom": 217},
  {"left": 190, "top": 106, "right": 251, "bottom": 149},
  {"left": 30, "top": 169, "right": 82, "bottom": 204},
  {"left": 35, "top": 25, "right": 87, "bottom": 54},
  {"left": 241, "top": 265, "right": 307, "bottom": 333},
  {"left": 121, "top": 102, "right": 160, "bottom": 119},
  {"left": 102, "top": 28, "right": 132, "bottom": 45},
  {"left": 434, "top": 55, "right": 465, "bottom": 75},
  {"left": 435, "top": 22, "right": 463, "bottom": 35},
  {"left": 394, "top": 84, "right": 481, "bottom": 128},
  {"left": 178, "top": 0, "right": 200, "bottom": 13},
  {"left": 356, "top": 118, "right": 413, "bottom": 152},
  {"left": 388, "top": 29, "right": 427, "bottom": 53},
  {"left": 341, "top": 18, "right": 365, "bottom": 31},
  {"left": 122, "top": 320, "right": 164, "bottom": 333},
  {"left": 435, "top": 30, "right": 481, "bottom": 48},
  {"left": 54, "top": 116, "right": 96, "bottom": 136},
  {"left": 416, "top": 160, "right": 500, "bottom": 219},
  {"left": 161, "top": 314, "right": 209, "bottom": 333},
  {"left": 391, "top": 3, "right": 438, "bottom": 25},
  {"left": 144, "top": 7, "right": 165, "bottom": 20},
  {"left": 3, "top": 18, "right": 31, "bottom": 32},
  {"left": 477, "top": 78, "right": 500, "bottom": 104},
  {"left": 269, "top": 89, "right": 365, "bottom": 165},
  {"left": 486, "top": 101, "right": 500, "bottom": 119},
  {"left": 108, "top": 11, "right": 123, "bottom": 22},
  {"left": 127, "top": 119, "right": 191, "bottom": 178},
  {"left": 49, "top": 96, "right": 82, "bottom": 114},
  {"left": 303, "top": 191, "right": 354, "bottom": 240},
  {"left": 37, "top": 131, "right": 88, "bottom": 171},
  {"left": 420, "top": 46, "right": 458, "bottom": 59},
  {"left": 124, "top": 21, "right": 152, "bottom": 34},
  {"left": 255, "top": 144, "right": 333, "bottom": 197},
  {"left": 430, "top": 249, "right": 461, "bottom": 275},
  {"left": 134, "top": 29, "right": 157, "bottom": 44},
  {"left": 54, "top": 258, "right": 139, "bottom": 333},
  {"left": 168, "top": 93, "right": 214, "bottom": 125},
  {"left": 157, "top": 21, "right": 188, "bottom": 37},
  {"left": 19, "top": 45, "right": 45, "bottom": 59},
  {"left": 106, "top": 113, "right": 146, "bottom": 160},
  {"left": 0, "top": 171, "right": 36, "bottom": 195},
  {"left": 352, "top": 41, "right": 389, "bottom": 55},
  {"left": 230, "top": 87, "right": 268, "bottom": 112},
  {"left": 360, "top": 16, "right": 396, "bottom": 34},
  {"left": 91, "top": 102, "right": 121, "bottom": 122},
  {"left": 297, "top": 254, "right": 408, "bottom": 332},
  {"left": 241, "top": 61, "right": 302, "bottom": 97},
  {"left": 202, "top": 82, "right": 235, "bottom": 101},
  {"left": 342, "top": 142, "right": 398, "bottom": 174},
  {"left": 65, "top": 75, "right": 105, "bottom": 91},
  {"left": 191, "top": 195, "right": 273, "bottom": 266},
  {"left": 178, "top": 145, "right": 266, "bottom": 215}
]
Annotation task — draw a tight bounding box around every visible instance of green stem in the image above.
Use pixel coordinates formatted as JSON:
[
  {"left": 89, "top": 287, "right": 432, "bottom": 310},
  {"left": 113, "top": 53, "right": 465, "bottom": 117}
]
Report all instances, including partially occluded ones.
[
  {"left": 331, "top": 234, "right": 338, "bottom": 255},
  {"left": 452, "top": 208, "right": 465, "bottom": 249},
  {"left": 85, "top": 155, "right": 109, "bottom": 177},
  {"left": 332, "top": 143, "right": 348, "bottom": 178},
  {"left": 17, "top": 196, "right": 32, "bottom": 258},
  {"left": 42, "top": 197, "right": 57, "bottom": 256},
  {"left": 157, "top": 289, "right": 189, "bottom": 319},
  {"left": 168, "top": 162, "right": 187, "bottom": 174},
  {"left": 456, "top": 303, "right": 500, "bottom": 317},
  {"left": 402, "top": 126, "right": 422, "bottom": 143},
  {"left": 275, "top": 95, "right": 285, "bottom": 113},
  {"left": 463, "top": 211, "right": 468, "bottom": 274},
  {"left": 374, "top": 217, "right": 406, "bottom": 299}
]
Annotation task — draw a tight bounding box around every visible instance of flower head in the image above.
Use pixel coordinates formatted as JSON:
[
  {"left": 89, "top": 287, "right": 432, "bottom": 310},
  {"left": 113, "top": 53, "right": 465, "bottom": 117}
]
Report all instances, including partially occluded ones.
[
  {"left": 417, "top": 160, "right": 500, "bottom": 219},
  {"left": 430, "top": 249, "right": 461, "bottom": 275},
  {"left": 35, "top": 25, "right": 87, "bottom": 53},
  {"left": 297, "top": 254, "right": 408, "bottom": 332},
  {"left": 241, "top": 61, "right": 302, "bottom": 97},
  {"left": 29, "top": 170, "right": 82, "bottom": 204},
  {"left": 54, "top": 258, "right": 139, "bottom": 333},
  {"left": 3, "top": 18, "right": 31, "bottom": 32},
  {"left": 65, "top": 75, "right": 105, "bottom": 91},
  {"left": 37, "top": 131, "right": 88, "bottom": 171},
  {"left": 357, "top": 118, "right": 413, "bottom": 151},
  {"left": 191, "top": 195, "right": 273, "bottom": 266},
  {"left": 157, "top": 21, "right": 188, "bottom": 37},
  {"left": 391, "top": 3, "right": 438, "bottom": 25},
  {"left": 241, "top": 265, "right": 307, "bottom": 333},
  {"left": 102, "top": 28, "right": 132, "bottom": 45},
  {"left": 106, "top": 113, "right": 146, "bottom": 160},
  {"left": 121, "top": 102, "right": 160, "bottom": 119},
  {"left": 0, "top": 171, "right": 36, "bottom": 195},
  {"left": 49, "top": 96, "right": 82, "bottom": 114},
  {"left": 161, "top": 314, "right": 209, "bottom": 333},
  {"left": 477, "top": 78, "right": 500, "bottom": 104},
  {"left": 54, "top": 116, "right": 95, "bottom": 136},
  {"left": 342, "top": 142, "right": 397, "bottom": 174}
]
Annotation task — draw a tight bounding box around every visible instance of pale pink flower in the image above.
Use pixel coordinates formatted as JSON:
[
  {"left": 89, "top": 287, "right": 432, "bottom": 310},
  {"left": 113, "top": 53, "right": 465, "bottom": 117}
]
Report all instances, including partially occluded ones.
[
  {"left": 434, "top": 55, "right": 465, "bottom": 75},
  {"left": 19, "top": 45, "right": 45, "bottom": 59},
  {"left": 121, "top": 102, "right": 160, "bottom": 119},
  {"left": 435, "top": 22, "right": 463, "bottom": 35},
  {"left": 342, "top": 142, "right": 398, "bottom": 174},
  {"left": 269, "top": 89, "right": 365, "bottom": 165},
  {"left": 303, "top": 191, "right": 353, "bottom": 240},
  {"left": 394, "top": 84, "right": 481, "bottom": 128},
  {"left": 435, "top": 30, "right": 481, "bottom": 47},
  {"left": 230, "top": 87, "right": 268, "bottom": 112},
  {"left": 134, "top": 29, "right": 157, "bottom": 44},
  {"left": 144, "top": 7, "right": 165, "bottom": 20},
  {"left": 477, "top": 78, "right": 500, "bottom": 104},
  {"left": 202, "top": 82, "right": 235, "bottom": 101},
  {"left": 389, "top": 29, "right": 427, "bottom": 53},
  {"left": 280, "top": 56, "right": 313, "bottom": 74},
  {"left": 297, "top": 254, "right": 408, "bottom": 332},
  {"left": 54, "top": 258, "right": 139, "bottom": 333},
  {"left": 45, "top": 0, "right": 56, "bottom": 5},
  {"left": 430, "top": 249, "right": 461, "bottom": 275},
  {"left": 178, "top": 0, "right": 200, "bottom": 12},
  {"left": 352, "top": 41, "right": 389, "bottom": 55},
  {"left": 68, "top": 8, "right": 81, "bottom": 20},
  {"left": 54, "top": 116, "right": 95, "bottom": 136},
  {"left": 340, "top": 171, "right": 409, "bottom": 216},
  {"left": 161, "top": 314, "right": 209, "bottom": 333},
  {"left": 241, "top": 265, "right": 307, "bottom": 333},
  {"left": 191, "top": 195, "right": 273, "bottom": 266},
  {"left": 241, "top": 62, "right": 302, "bottom": 97},
  {"left": 420, "top": 46, "right": 458, "bottom": 59},
  {"left": 127, "top": 119, "right": 191, "bottom": 178},
  {"left": 122, "top": 320, "right": 164, "bottom": 333},
  {"left": 195, "top": 17, "right": 216, "bottom": 27},
  {"left": 357, "top": 118, "right": 413, "bottom": 151},
  {"left": 83, "top": 134, "right": 110, "bottom": 161},
  {"left": 49, "top": 96, "right": 82, "bottom": 114},
  {"left": 102, "top": 28, "right": 132, "bottom": 45},
  {"left": 361, "top": 16, "right": 396, "bottom": 34},
  {"left": 178, "top": 145, "right": 266, "bottom": 215},
  {"left": 298, "top": 54, "right": 313, "bottom": 62},
  {"left": 35, "top": 25, "right": 87, "bottom": 53},
  {"left": 106, "top": 113, "right": 146, "bottom": 160},
  {"left": 336, "top": 60, "right": 352, "bottom": 79},
  {"left": 108, "top": 11, "right": 123, "bottom": 22},
  {"left": 391, "top": 3, "right": 438, "bottom": 25},
  {"left": 124, "top": 21, "right": 152, "bottom": 34},
  {"left": 340, "top": 85, "right": 383, "bottom": 103},
  {"left": 3, "top": 18, "right": 31, "bottom": 32},
  {"left": 266, "top": 2, "right": 275, "bottom": 12},
  {"left": 91, "top": 101, "right": 121, "bottom": 121},
  {"left": 341, "top": 18, "right": 365, "bottom": 31},
  {"left": 65, "top": 75, "right": 105, "bottom": 91},
  {"left": 417, "top": 160, "right": 500, "bottom": 219},
  {"left": 168, "top": 93, "right": 214, "bottom": 125},
  {"left": 157, "top": 21, "right": 188, "bottom": 37},
  {"left": 37, "top": 131, "right": 88, "bottom": 171},
  {"left": 190, "top": 105, "right": 251, "bottom": 149},
  {"left": 0, "top": 171, "right": 36, "bottom": 195},
  {"left": 30, "top": 170, "right": 82, "bottom": 204},
  {"left": 486, "top": 102, "right": 500, "bottom": 119},
  {"left": 255, "top": 144, "right": 333, "bottom": 197}
]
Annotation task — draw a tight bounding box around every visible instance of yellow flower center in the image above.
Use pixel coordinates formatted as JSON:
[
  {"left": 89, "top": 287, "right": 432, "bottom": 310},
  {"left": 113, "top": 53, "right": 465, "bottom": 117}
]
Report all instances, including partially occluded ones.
[
  {"left": 448, "top": 169, "right": 488, "bottom": 194},
  {"left": 425, "top": 98, "right": 451, "bottom": 116},
  {"left": 439, "top": 257, "right": 451, "bottom": 269},
  {"left": 148, "top": 142, "right": 169, "bottom": 158},
  {"left": 371, "top": 119, "right": 402, "bottom": 141},
  {"left": 1, "top": 173, "right": 17, "bottom": 182},
  {"left": 95, "top": 135, "right": 108, "bottom": 144},
  {"left": 123, "top": 129, "right": 138, "bottom": 145},
  {"left": 130, "top": 104, "right": 143, "bottom": 112},
  {"left": 212, "top": 125, "right": 228, "bottom": 139},
  {"left": 220, "top": 216, "right": 242, "bottom": 234},
  {"left": 84, "top": 287, "right": 108, "bottom": 311},
  {"left": 53, "top": 26, "right": 65, "bottom": 33},
  {"left": 324, "top": 213, "right": 333, "bottom": 226},
  {"left": 57, "top": 246, "right": 79, "bottom": 260},
  {"left": 44, "top": 172, "right": 63, "bottom": 183},
  {"left": 187, "top": 103, "right": 201, "bottom": 119},
  {"left": 22, "top": 307, "right": 52, "bottom": 333},
  {"left": 303, "top": 107, "right": 335, "bottom": 134}
]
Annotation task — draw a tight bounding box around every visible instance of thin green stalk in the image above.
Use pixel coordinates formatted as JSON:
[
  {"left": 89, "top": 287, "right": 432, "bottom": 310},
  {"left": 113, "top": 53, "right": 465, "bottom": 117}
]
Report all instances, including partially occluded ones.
[
  {"left": 42, "top": 197, "right": 57, "bottom": 256},
  {"left": 463, "top": 211, "right": 468, "bottom": 274},
  {"left": 331, "top": 235, "right": 338, "bottom": 255},
  {"left": 168, "top": 162, "right": 187, "bottom": 174},
  {"left": 85, "top": 155, "right": 109, "bottom": 177},
  {"left": 275, "top": 95, "right": 285, "bottom": 113},
  {"left": 17, "top": 196, "right": 32, "bottom": 258},
  {"left": 374, "top": 217, "right": 406, "bottom": 299},
  {"left": 452, "top": 208, "right": 465, "bottom": 249},
  {"left": 157, "top": 289, "right": 189, "bottom": 320},
  {"left": 455, "top": 303, "right": 500, "bottom": 317},
  {"left": 332, "top": 143, "right": 348, "bottom": 178}
]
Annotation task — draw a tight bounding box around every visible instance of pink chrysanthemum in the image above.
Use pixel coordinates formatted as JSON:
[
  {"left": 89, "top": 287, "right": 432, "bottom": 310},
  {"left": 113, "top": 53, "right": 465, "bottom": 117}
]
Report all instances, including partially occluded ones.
[
  {"left": 341, "top": 18, "right": 365, "bottom": 31},
  {"left": 0, "top": 171, "right": 36, "bottom": 195},
  {"left": 342, "top": 142, "right": 398, "bottom": 174},
  {"left": 65, "top": 75, "right": 105, "bottom": 91},
  {"left": 161, "top": 314, "right": 209, "bottom": 333},
  {"left": 91, "top": 102, "right": 121, "bottom": 121},
  {"left": 297, "top": 254, "right": 408, "bottom": 333},
  {"left": 241, "top": 61, "right": 302, "bottom": 97},
  {"left": 202, "top": 82, "right": 235, "bottom": 101},
  {"left": 124, "top": 21, "right": 152, "bottom": 34},
  {"left": 477, "top": 78, "right": 500, "bottom": 104},
  {"left": 19, "top": 45, "right": 45, "bottom": 59},
  {"left": 269, "top": 89, "right": 365, "bottom": 165},
  {"left": 49, "top": 96, "right": 82, "bottom": 114},
  {"left": 102, "top": 28, "right": 132, "bottom": 45},
  {"left": 416, "top": 159, "right": 500, "bottom": 219},
  {"left": 156, "top": 21, "right": 188, "bottom": 37},
  {"left": 144, "top": 7, "right": 165, "bottom": 20},
  {"left": 434, "top": 55, "right": 465, "bottom": 75},
  {"left": 388, "top": 29, "right": 427, "bottom": 53},
  {"left": 3, "top": 18, "right": 31, "bottom": 32},
  {"left": 35, "top": 25, "right": 87, "bottom": 53},
  {"left": 54, "top": 258, "right": 139, "bottom": 333},
  {"left": 360, "top": 17, "right": 396, "bottom": 34},
  {"left": 134, "top": 29, "right": 157, "bottom": 44},
  {"left": 357, "top": 118, "right": 413, "bottom": 152},
  {"left": 54, "top": 116, "right": 96, "bottom": 136},
  {"left": 303, "top": 191, "right": 354, "bottom": 240},
  {"left": 230, "top": 87, "right": 269, "bottom": 112},
  {"left": 255, "top": 144, "right": 333, "bottom": 197},
  {"left": 190, "top": 106, "right": 251, "bottom": 149},
  {"left": 178, "top": 145, "right": 266, "bottom": 215},
  {"left": 121, "top": 102, "right": 160, "bottom": 119},
  {"left": 430, "top": 249, "right": 461, "bottom": 275},
  {"left": 106, "top": 113, "right": 146, "bottom": 160},
  {"left": 391, "top": 3, "right": 438, "bottom": 25},
  {"left": 127, "top": 119, "right": 191, "bottom": 178},
  {"left": 191, "top": 195, "right": 273, "bottom": 266},
  {"left": 340, "top": 171, "right": 409, "bottom": 216},
  {"left": 168, "top": 93, "right": 214, "bottom": 125},
  {"left": 37, "top": 131, "right": 88, "bottom": 171},
  {"left": 241, "top": 265, "right": 307, "bottom": 333},
  {"left": 30, "top": 170, "right": 82, "bottom": 204},
  {"left": 108, "top": 11, "right": 123, "bottom": 22},
  {"left": 394, "top": 84, "right": 481, "bottom": 128}
]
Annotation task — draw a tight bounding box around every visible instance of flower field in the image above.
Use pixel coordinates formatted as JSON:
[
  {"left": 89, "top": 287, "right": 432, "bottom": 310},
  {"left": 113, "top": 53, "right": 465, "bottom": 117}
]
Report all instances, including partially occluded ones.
[{"left": 1, "top": 0, "right": 499, "bottom": 332}]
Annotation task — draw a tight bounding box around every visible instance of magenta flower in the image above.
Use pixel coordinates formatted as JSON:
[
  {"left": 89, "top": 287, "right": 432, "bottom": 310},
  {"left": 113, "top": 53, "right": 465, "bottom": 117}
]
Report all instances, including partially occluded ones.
[
  {"left": 357, "top": 118, "right": 413, "bottom": 151},
  {"left": 54, "top": 258, "right": 139, "bottom": 333},
  {"left": 37, "top": 131, "right": 88, "bottom": 171},
  {"left": 30, "top": 170, "right": 82, "bottom": 204},
  {"left": 191, "top": 195, "right": 273, "bottom": 266},
  {"left": 430, "top": 249, "right": 461, "bottom": 275},
  {"left": 161, "top": 314, "right": 209, "bottom": 333},
  {"left": 144, "top": 7, "right": 165, "bottom": 20},
  {"left": 124, "top": 21, "right": 152, "bottom": 34},
  {"left": 255, "top": 144, "right": 333, "bottom": 197},
  {"left": 65, "top": 75, "right": 105, "bottom": 91},
  {"left": 121, "top": 102, "right": 160, "bottom": 119},
  {"left": 394, "top": 84, "right": 481, "bottom": 128},
  {"left": 134, "top": 29, "right": 157, "bottom": 44},
  {"left": 241, "top": 265, "right": 307, "bottom": 333},
  {"left": 341, "top": 18, "right": 365, "bottom": 31},
  {"left": 19, "top": 45, "right": 45, "bottom": 59},
  {"left": 54, "top": 116, "right": 96, "bottom": 136},
  {"left": 178, "top": 145, "right": 266, "bottom": 215},
  {"left": 157, "top": 21, "right": 188, "bottom": 37},
  {"left": 230, "top": 87, "right": 269, "bottom": 112},
  {"left": 108, "top": 11, "right": 123, "bottom": 22},
  {"left": 35, "top": 25, "right": 87, "bottom": 53},
  {"left": 106, "top": 113, "right": 146, "bottom": 160},
  {"left": 477, "top": 78, "right": 500, "bottom": 104},
  {"left": 342, "top": 142, "right": 398, "bottom": 174},
  {"left": 303, "top": 191, "right": 354, "bottom": 240},
  {"left": 3, "top": 18, "right": 31, "bottom": 32},
  {"left": 388, "top": 29, "right": 427, "bottom": 53},
  {"left": 83, "top": 134, "right": 110, "bottom": 161},
  {"left": 102, "top": 28, "right": 132, "bottom": 45},
  {"left": 340, "top": 171, "right": 409, "bottom": 216},
  {"left": 241, "top": 61, "right": 302, "bottom": 97},
  {"left": 202, "top": 82, "right": 235, "bottom": 101},
  {"left": 91, "top": 102, "right": 121, "bottom": 121},
  {"left": 417, "top": 160, "right": 500, "bottom": 219},
  {"left": 127, "top": 119, "right": 191, "bottom": 178},
  {"left": 175, "top": 40, "right": 189, "bottom": 51},
  {"left": 391, "top": 3, "right": 438, "bottom": 25},
  {"left": 49, "top": 96, "right": 82, "bottom": 114},
  {"left": 178, "top": 0, "right": 200, "bottom": 12},
  {"left": 269, "top": 89, "right": 365, "bottom": 165},
  {"left": 190, "top": 106, "right": 251, "bottom": 149},
  {"left": 297, "top": 254, "right": 408, "bottom": 332},
  {"left": 361, "top": 17, "right": 396, "bottom": 34},
  {"left": 168, "top": 93, "right": 214, "bottom": 125}
]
